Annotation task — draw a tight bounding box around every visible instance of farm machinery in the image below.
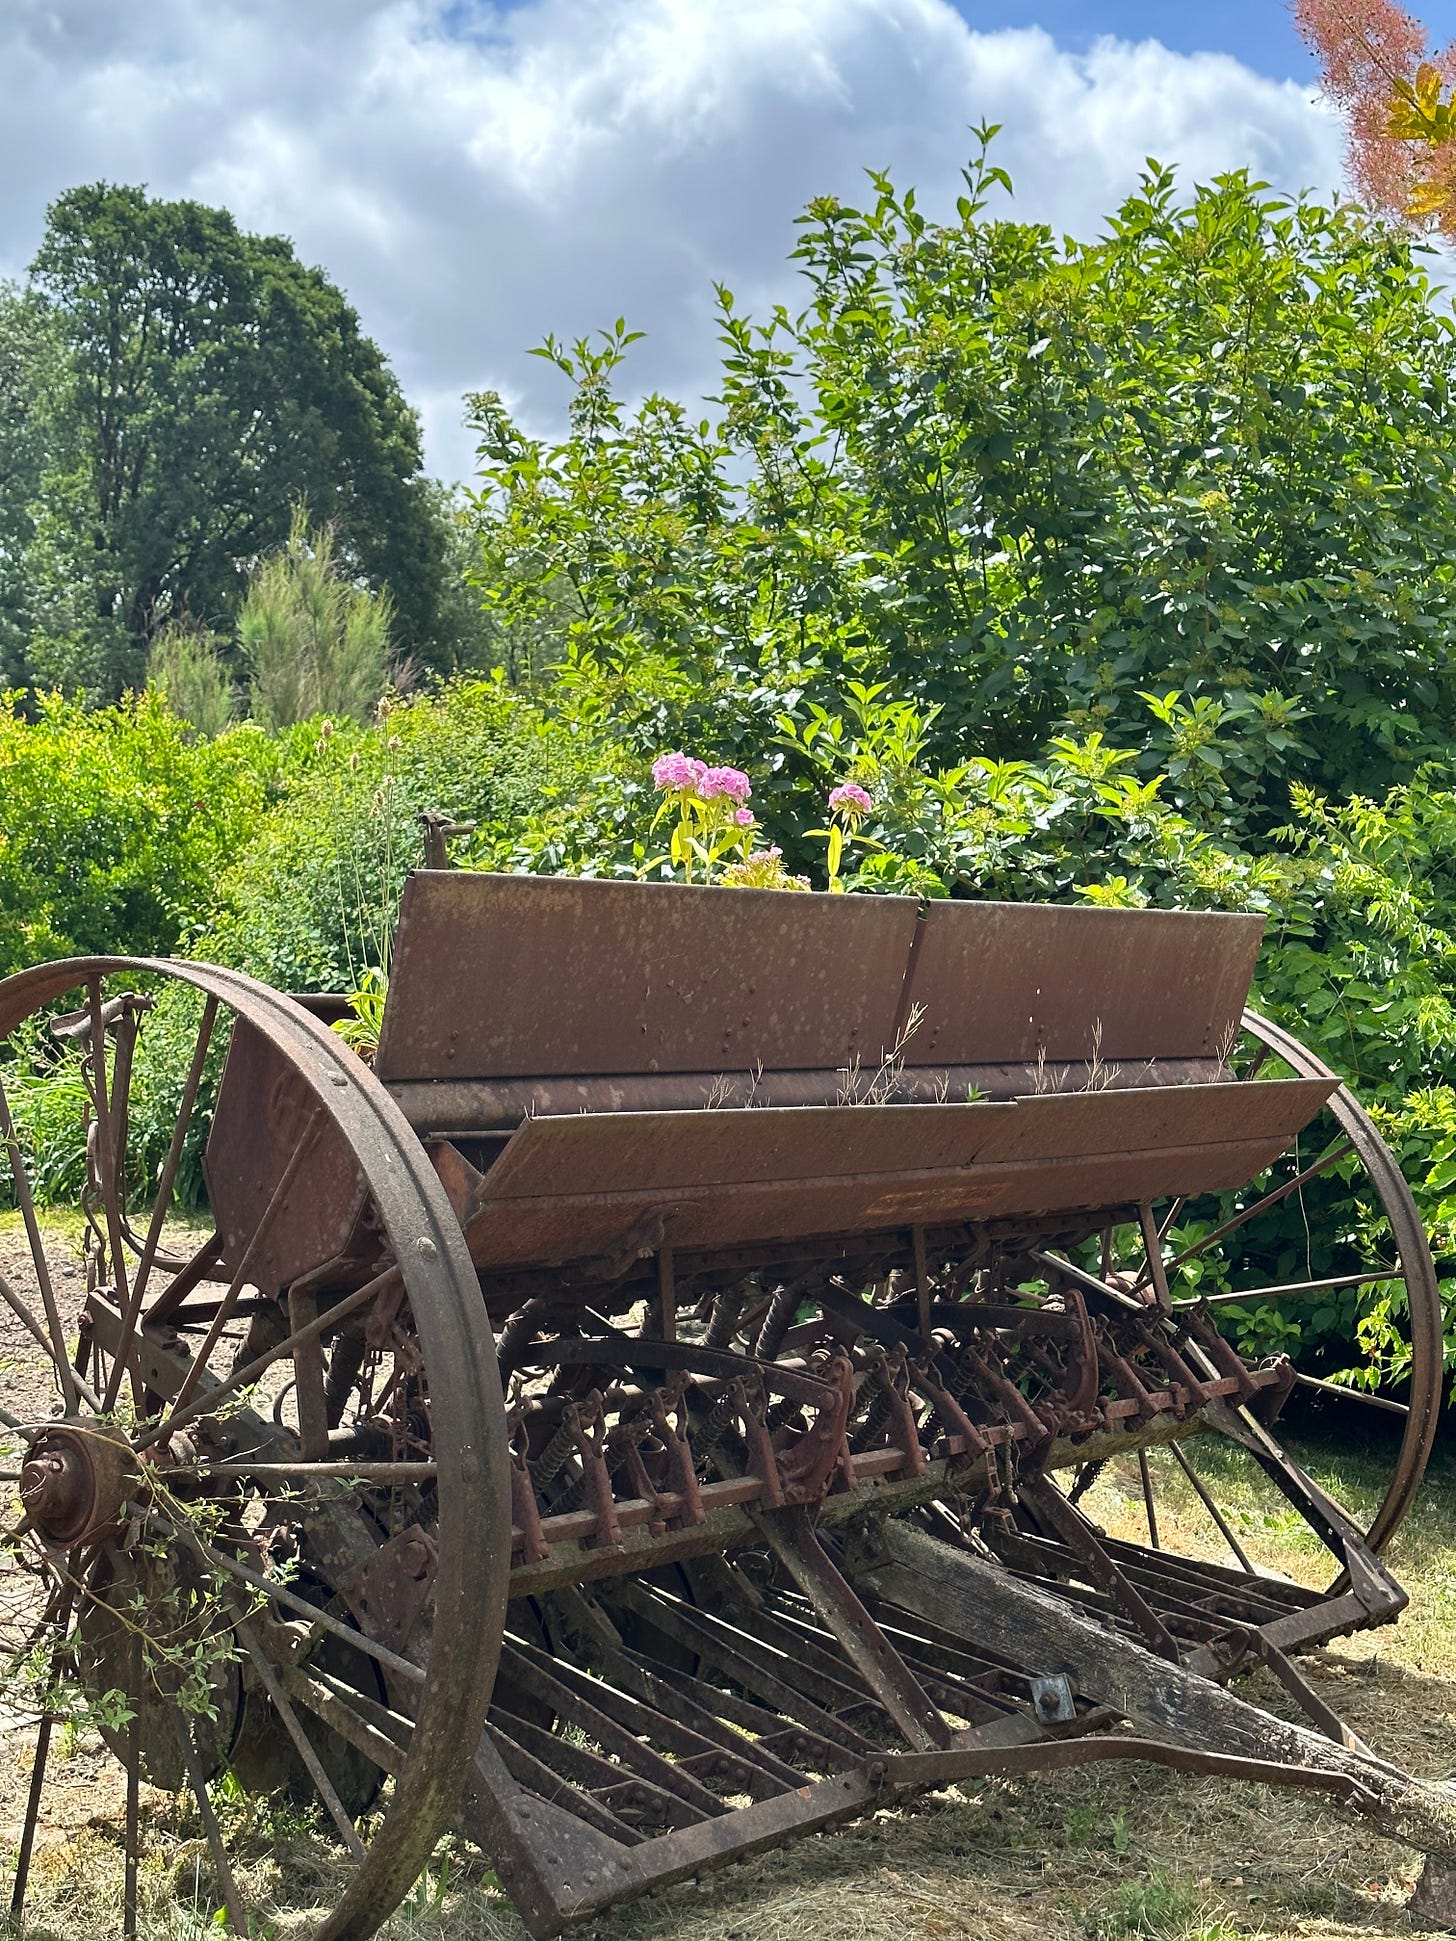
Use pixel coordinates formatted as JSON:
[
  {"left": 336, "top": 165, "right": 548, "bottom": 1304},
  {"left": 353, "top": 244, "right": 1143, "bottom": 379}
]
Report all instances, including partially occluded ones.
[{"left": 3, "top": 866, "right": 1455, "bottom": 1937}]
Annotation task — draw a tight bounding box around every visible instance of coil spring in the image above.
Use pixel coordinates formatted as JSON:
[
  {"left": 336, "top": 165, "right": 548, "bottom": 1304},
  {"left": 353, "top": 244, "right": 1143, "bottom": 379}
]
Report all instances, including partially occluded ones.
[
  {"left": 690, "top": 1387, "right": 744, "bottom": 1472},
  {"left": 849, "top": 1382, "right": 894, "bottom": 1454},
  {"left": 705, "top": 1285, "right": 749, "bottom": 1352},
  {"left": 754, "top": 1283, "right": 799, "bottom": 1361},
  {"left": 529, "top": 1413, "right": 578, "bottom": 1495},
  {"left": 1068, "top": 1458, "right": 1106, "bottom": 1506}
]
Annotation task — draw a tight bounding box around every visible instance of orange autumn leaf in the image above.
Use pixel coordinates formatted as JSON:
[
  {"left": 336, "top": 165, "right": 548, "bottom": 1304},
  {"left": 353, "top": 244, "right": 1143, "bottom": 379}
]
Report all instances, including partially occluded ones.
[{"left": 1292, "top": 0, "right": 1456, "bottom": 233}]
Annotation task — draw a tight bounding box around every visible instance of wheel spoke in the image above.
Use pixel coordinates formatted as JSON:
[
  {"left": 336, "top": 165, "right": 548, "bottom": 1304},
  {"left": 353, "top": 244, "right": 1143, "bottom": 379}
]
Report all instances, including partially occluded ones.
[
  {"left": 1242, "top": 1040, "right": 1274, "bottom": 1082},
  {"left": 0, "top": 1265, "right": 102, "bottom": 1416},
  {"left": 1151, "top": 1135, "right": 1355, "bottom": 1282},
  {"left": 1293, "top": 1370, "right": 1410, "bottom": 1416},
  {"left": 138, "top": 1262, "right": 401, "bottom": 1450},
  {"left": 168, "top": 1702, "right": 250, "bottom": 1934},
  {"left": 86, "top": 975, "right": 132, "bottom": 1315},
  {"left": 1156, "top": 1196, "right": 1186, "bottom": 1244},
  {"left": 170, "top": 1112, "right": 327, "bottom": 1416},
  {"left": 124, "top": 1632, "right": 141, "bottom": 1941},
  {"left": 0, "top": 1073, "right": 83, "bottom": 1415},
  {"left": 1137, "top": 1448, "right": 1159, "bottom": 1548},
  {"left": 1179, "top": 1268, "right": 1401, "bottom": 1310},
  {"left": 11, "top": 1713, "right": 56, "bottom": 1921},
  {"left": 194, "top": 1540, "right": 426, "bottom": 1686},
  {"left": 1168, "top": 1438, "right": 1255, "bottom": 1572},
  {"left": 234, "top": 1614, "right": 366, "bottom": 1859},
  {"left": 283, "top": 1666, "right": 409, "bottom": 1776},
  {"left": 9, "top": 1588, "right": 76, "bottom": 1924},
  {"left": 103, "top": 995, "right": 219, "bottom": 1414}
]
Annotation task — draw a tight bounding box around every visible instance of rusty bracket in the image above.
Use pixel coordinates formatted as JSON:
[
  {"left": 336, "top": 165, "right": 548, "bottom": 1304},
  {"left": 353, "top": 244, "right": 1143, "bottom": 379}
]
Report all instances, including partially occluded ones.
[
  {"left": 341, "top": 1522, "right": 437, "bottom": 1654},
  {"left": 864, "top": 1344, "right": 927, "bottom": 1478},
  {"left": 778, "top": 1350, "right": 856, "bottom": 1504},
  {"left": 508, "top": 1416, "right": 550, "bottom": 1565},
  {"left": 419, "top": 809, "right": 477, "bottom": 869},
  {"left": 647, "top": 1379, "right": 705, "bottom": 1529},
  {"left": 733, "top": 1375, "right": 785, "bottom": 1510},
  {"left": 566, "top": 1394, "right": 623, "bottom": 1549},
  {"left": 911, "top": 1361, "right": 988, "bottom": 1460}
]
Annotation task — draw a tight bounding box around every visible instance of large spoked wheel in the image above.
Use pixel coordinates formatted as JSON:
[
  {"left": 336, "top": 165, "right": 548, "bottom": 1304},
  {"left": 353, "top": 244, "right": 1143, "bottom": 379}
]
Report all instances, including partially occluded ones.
[
  {"left": 1049, "top": 1007, "right": 1442, "bottom": 1579},
  {"left": 1239, "top": 1008, "right": 1442, "bottom": 1551},
  {"left": 0, "top": 959, "right": 511, "bottom": 1941}
]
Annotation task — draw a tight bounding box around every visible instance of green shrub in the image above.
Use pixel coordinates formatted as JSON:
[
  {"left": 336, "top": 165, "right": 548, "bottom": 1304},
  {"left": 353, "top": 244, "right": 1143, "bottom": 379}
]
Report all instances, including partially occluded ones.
[
  {"left": 197, "top": 677, "right": 617, "bottom": 991},
  {"left": 240, "top": 510, "right": 393, "bottom": 729},
  {"left": 146, "top": 622, "right": 235, "bottom": 737},
  {"left": 0, "top": 690, "right": 282, "bottom": 977}
]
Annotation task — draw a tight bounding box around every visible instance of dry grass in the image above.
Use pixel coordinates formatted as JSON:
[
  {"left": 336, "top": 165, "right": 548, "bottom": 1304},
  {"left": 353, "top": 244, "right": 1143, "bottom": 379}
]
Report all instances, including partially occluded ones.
[
  {"left": 5, "top": 1216, "right": 1456, "bottom": 1941},
  {"left": 10, "top": 1429, "right": 1456, "bottom": 1941}
]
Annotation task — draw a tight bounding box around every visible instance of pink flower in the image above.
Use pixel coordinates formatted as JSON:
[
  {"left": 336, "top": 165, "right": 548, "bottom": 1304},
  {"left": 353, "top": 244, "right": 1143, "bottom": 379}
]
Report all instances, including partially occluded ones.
[
  {"left": 828, "top": 781, "right": 872, "bottom": 816},
  {"left": 652, "top": 751, "right": 707, "bottom": 792},
  {"left": 750, "top": 847, "right": 783, "bottom": 863},
  {"left": 735, "top": 807, "right": 755, "bottom": 827},
  {"left": 698, "top": 765, "right": 752, "bottom": 804}
]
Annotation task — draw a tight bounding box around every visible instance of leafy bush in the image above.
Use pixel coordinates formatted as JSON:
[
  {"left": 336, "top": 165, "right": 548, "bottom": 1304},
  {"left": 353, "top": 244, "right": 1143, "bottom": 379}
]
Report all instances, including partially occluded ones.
[
  {"left": 0, "top": 677, "right": 620, "bottom": 1212},
  {"left": 0, "top": 690, "right": 282, "bottom": 977},
  {"left": 471, "top": 143, "right": 1456, "bottom": 827},
  {"left": 240, "top": 509, "right": 393, "bottom": 728},
  {"left": 197, "top": 677, "right": 615, "bottom": 991}
]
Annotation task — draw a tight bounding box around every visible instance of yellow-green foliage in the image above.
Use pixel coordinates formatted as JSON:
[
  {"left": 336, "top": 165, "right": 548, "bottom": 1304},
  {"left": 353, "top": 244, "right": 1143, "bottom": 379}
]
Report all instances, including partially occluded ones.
[{"left": 0, "top": 689, "right": 283, "bottom": 974}]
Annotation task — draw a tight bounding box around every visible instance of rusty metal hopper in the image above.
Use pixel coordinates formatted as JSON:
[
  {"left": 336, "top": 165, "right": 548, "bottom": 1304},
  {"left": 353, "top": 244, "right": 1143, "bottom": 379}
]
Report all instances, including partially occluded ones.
[
  {"left": 374, "top": 874, "right": 1267, "bottom": 1126},
  {"left": 372, "top": 873, "right": 1328, "bottom": 1275},
  {"left": 459, "top": 1082, "right": 1336, "bottom": 1272}
]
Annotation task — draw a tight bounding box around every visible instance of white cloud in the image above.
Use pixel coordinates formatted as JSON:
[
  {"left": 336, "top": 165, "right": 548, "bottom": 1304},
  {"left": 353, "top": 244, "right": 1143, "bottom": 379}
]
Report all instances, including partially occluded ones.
[{"left": 0, "top": 0, "right": 1344, "bottom": 480}]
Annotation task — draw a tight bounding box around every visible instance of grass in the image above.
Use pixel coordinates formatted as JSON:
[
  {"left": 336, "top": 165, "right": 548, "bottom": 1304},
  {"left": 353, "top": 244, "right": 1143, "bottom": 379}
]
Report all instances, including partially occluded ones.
[{"left": 6, "top": 1375, "right": 1456, "bottom": 1940}]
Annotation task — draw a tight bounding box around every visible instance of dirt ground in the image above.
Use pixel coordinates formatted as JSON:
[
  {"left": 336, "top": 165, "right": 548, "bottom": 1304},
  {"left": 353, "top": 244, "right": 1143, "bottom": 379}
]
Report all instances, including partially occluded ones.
[{"left": 4, "top": 1211, "right": 1456, "bottom": 1941}]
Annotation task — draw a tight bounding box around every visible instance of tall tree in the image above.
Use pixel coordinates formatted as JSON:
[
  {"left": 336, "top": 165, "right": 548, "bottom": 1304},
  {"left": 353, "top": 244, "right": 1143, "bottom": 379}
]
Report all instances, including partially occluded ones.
[
  {"left": 470, "top": 147, "right": 1456, "bottom": 819},
  {"left": 0, "top": 284, "right": 60, "bottom": 688},
  {"left": 19, "top": 183, "right": 446, "bottom": 695}
]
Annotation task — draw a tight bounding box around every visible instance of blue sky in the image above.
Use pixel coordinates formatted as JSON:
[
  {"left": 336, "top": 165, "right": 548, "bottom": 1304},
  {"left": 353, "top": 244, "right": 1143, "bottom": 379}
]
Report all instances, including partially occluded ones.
[
  {"left": 951, "top": 0, "right": 1312, "bottom": 75},
  {"left": 952, "top": 0, "right": 1456, "bottom": 79}
]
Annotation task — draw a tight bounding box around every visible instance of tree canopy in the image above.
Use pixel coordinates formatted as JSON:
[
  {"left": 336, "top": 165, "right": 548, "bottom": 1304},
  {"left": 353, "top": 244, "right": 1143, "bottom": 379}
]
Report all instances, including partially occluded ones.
[
  {"left": 469, "top": 145, "right": 1456, "bottom": 826},
  {"left": 3, "top": 183, "right": 450, "bottom": 696}
]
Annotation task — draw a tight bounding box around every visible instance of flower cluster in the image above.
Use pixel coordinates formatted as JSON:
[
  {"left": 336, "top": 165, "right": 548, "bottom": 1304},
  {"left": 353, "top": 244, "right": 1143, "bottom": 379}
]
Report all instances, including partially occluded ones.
[
  {"left": 700, "top": 765, "right": 751, "bottom": 804},
  {"left": 828, "top": 781, "right": 873, "bottom": 818},
  {"left": 651, "top": 751, "right": 706, "bottom": 792},
  {"left": 651, "top": 752, "right": 756, "bottom": 883},
  {"left": 650, "top": 750, "right": 875, "bottom": 890}
]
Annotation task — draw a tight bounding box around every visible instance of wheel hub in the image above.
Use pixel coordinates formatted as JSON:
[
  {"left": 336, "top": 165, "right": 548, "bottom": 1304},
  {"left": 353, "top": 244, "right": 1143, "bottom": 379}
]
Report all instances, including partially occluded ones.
[{"left": 20, "top": 1418, "right": 138, "bottom": 1548}]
